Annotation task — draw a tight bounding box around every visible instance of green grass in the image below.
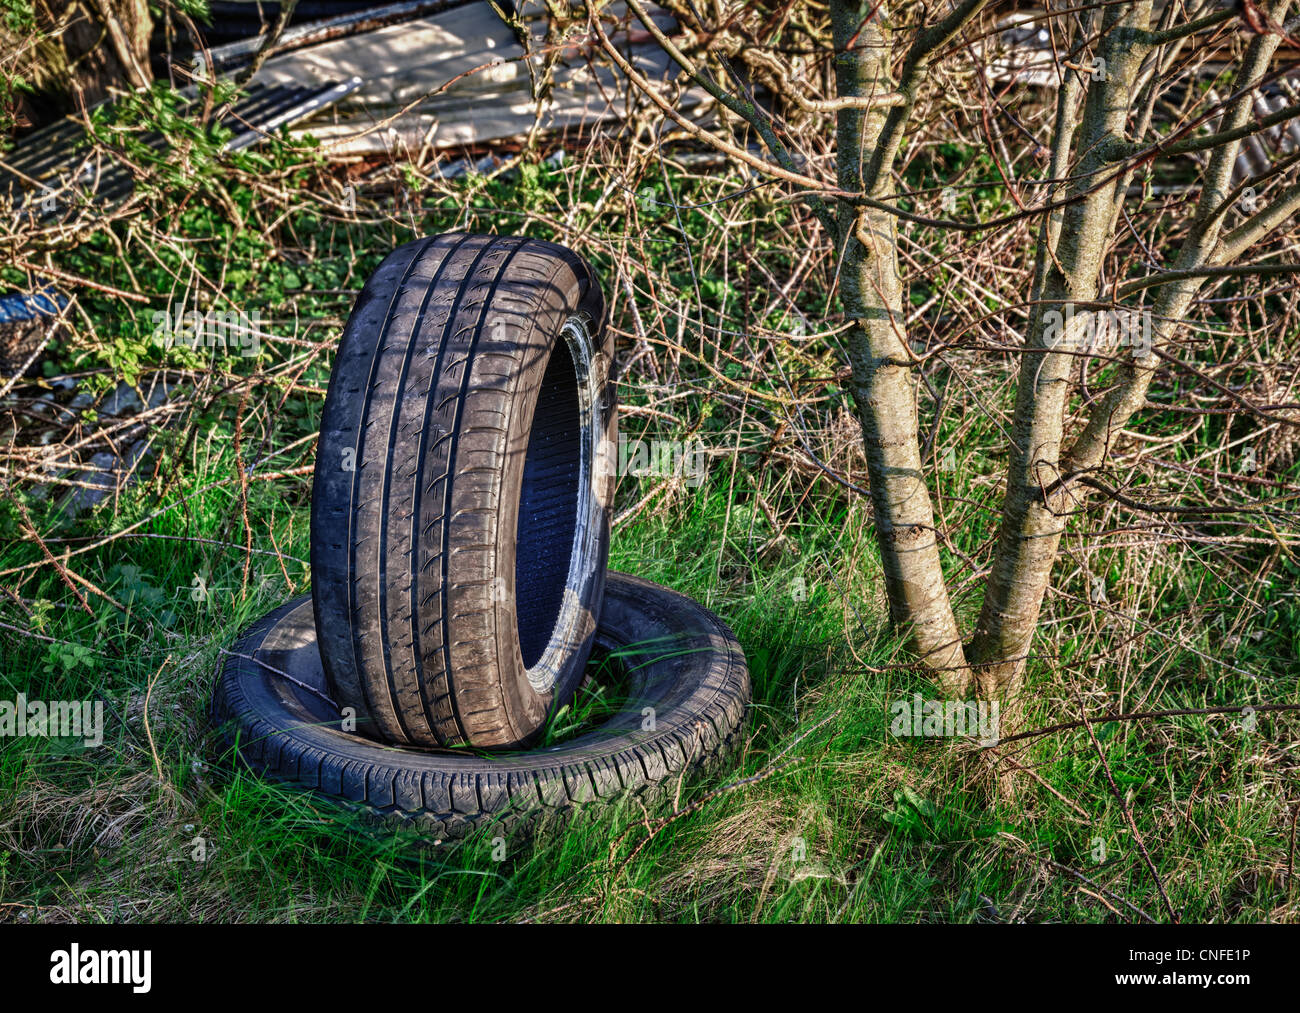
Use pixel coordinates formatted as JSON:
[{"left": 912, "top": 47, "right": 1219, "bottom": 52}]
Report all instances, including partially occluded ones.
[
  {"left": 2, "top": 106, "right": 1299, "bottom": 922},
  {"left": 3, "top": 447, "right": 1296, "bottom": 922}
]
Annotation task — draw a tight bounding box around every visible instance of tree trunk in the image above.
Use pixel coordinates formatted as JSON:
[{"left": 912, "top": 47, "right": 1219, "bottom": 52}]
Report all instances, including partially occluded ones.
[
  {"left": 971, "top": 2, "right": 1154, "bottom": 708},
  {"left": 970, "top": 0, "right": 1292, "bottom": 718},
  {"left": 35, "top": 0, "right": 152, "bottom": 107},
  {"left": 832, "top": 0, "right": 969, "bottom": 691}
]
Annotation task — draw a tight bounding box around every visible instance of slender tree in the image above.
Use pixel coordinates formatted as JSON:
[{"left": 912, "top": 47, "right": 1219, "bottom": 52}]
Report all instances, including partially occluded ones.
[{"left": 591, "top": 0, "right": 1300, "bottom": 727}]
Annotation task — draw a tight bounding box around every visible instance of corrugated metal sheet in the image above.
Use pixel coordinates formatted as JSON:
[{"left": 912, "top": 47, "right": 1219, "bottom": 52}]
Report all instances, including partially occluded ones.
[
  {"left": 0, "top": 77, "right": 362, "bottom": 224},
  {"left": 198, "top": 0, "right": 472, "bottom": 73},
  {"left": 199, "top": 0, "right": 391, "bottom": 43}
]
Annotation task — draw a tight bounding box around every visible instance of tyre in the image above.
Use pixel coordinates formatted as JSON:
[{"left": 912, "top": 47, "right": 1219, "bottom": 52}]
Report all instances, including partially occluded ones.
[
  {"left": 211, "top": 573, "right": 750, "bottom": 839},
  {"left": 311, "top": 233, "right": 615, "bottom": 749}
]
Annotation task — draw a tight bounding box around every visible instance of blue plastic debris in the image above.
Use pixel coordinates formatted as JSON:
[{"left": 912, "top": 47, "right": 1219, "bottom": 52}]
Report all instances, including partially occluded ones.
[
  {"left": 0, "top": 285, "right": 69, "bottom": 375},
  {"left": 0, "top": 286, "right": 68, "bottom": 324}
]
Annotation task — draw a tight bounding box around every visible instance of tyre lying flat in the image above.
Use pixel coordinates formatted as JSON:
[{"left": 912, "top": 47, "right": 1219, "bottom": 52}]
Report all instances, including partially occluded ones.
[
  {"left": 311, "top": 233, "right": 616, "bottom": 748},
  {"left": 211, "top": 573, "right": 751, "bottom": 839}
]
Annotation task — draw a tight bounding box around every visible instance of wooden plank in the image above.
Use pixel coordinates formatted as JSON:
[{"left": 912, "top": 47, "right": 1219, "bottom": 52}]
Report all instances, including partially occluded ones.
[{"left": 253, "top": 0, "right": 703, "bottom": 155}]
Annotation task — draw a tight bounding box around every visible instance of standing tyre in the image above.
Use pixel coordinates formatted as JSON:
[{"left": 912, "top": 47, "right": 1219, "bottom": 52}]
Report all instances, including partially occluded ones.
[{"left": 311, "top": 233, "right": 615, "bottom": 748}]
